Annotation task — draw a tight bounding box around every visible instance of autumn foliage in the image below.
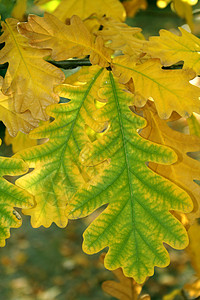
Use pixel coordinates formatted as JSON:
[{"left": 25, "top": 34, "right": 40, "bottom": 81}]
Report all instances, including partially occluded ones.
[{"left": 0, "top": 0, "right": 200, "bottom": 298}]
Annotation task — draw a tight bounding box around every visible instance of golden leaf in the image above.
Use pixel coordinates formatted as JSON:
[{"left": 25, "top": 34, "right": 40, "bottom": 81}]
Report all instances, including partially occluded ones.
[
  {"left": 97, "top": 17, "right": 145, "bottom": 57},
  {"left": 5, "top": 129, "right": 37, "bottom": 154},
  {"left": 112, "top": 56, "right": 200, "bottom": 118},
  {"left": 123, "top": 0, "right": 147, "bottom": 18},
  {"left": 0, "top": 18, "right": 65, "bottom": 120},
  {"left": 140, "top": 102, "right": 200, "bottom": 221},
  {"left": 144, "top": 27, "right": 200, "bottom": 74},
  {"left": 11, "top": 0, "right": 27, "bottom": 21},
  {"left": 18, "top": 13, "right": 112, "bottom": 67},
  {"left": 51, "top": 0, "right": 126, "bottom": 23},
  {"left": 100, "top": 253, "right": 151, "bottom": 300},
  {"left": 0, "top": 77, "right": 38, "bottom": 137}
]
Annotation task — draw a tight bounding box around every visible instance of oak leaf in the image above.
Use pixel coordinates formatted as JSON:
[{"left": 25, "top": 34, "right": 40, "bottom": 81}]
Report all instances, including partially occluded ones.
[
  {"left": 144, "top": 28, "right": 200, "bottom": 74},
  {"left": 140, "top": 102, "right": 200, "bottom": 221},
  {"left": 5, "top": 129, "right": 37, "bottom": 154},
  {"left": 49, "top": 0, "right": 126, "bottom": 23},
  {"left": 67, "top": 71, "right": 193, "bottom": 283},
  {"left": 11, "top": 0, "right": 27, "bottom": 21},
  {"left": 0, "top": 77, "right": 39, "bottom": 137},
  {"left": 18, "top": 13, "right": 112, "bottom": 67},
  {"left": 96, "top": 17, "right": 145, "bottom": 57},
  {"left": 0, "top": 142, "right": 33, "bottom": 246},
  {"left": 0, "top": 18, "right": 65, "bottom": 120},
  {"left": 15, "top": 66, "right": 106, "bottom": 228},
  {"left": 112, "top": 56, "right": 200, "bottom": 118},
  {"left": 122, "top": 0, "right": 147, "bottom": 18},
  {"left": 100, "top": 253, "right": 151, "bottom": 300},
  {"left": 187, "top": 113, "right": 200, "bottom": 137}
]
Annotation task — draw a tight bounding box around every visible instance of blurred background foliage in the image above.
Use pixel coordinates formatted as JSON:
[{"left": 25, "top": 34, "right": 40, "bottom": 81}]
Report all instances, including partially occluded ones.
[{"left": 0, "top": 0, "right": 200, "bottom": 299}]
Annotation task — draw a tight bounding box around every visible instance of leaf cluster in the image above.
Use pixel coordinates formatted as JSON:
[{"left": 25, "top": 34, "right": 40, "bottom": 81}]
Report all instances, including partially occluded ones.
[{"left": 0, "top": 0, "right": 200, "bottom": 293}]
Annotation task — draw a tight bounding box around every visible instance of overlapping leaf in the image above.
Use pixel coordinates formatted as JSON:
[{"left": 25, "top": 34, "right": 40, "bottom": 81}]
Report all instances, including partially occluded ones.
[
  {"left": 0, "top": 140, "right": 33, "bottom": 246},
  {"left": 140, "top": 102, "right": 200, "bottom": 221},
  {"left": 67, "top": 71, "right": 192, "bottom": 283},
  {"left": 96, "top": 17, "right": 145, "bottom": 57},
  {"left": 5, "top": 129, "right": 37, "bottom": 154},
  {"left": 15, "top": 66, "right": 105, "bottom": 228},
  {"left": 18, "top": 13, "right": 112, "bottom": 67},
  {"left": 0, "top": 18, "right": 65, "bottom": 120},
  {"left": 144, "top": 28, "right": 200, "bottom": 74},
  {"left": 100, "top": 253, "right": 151, "bottom": 300},
  {"left": 47, "top": 0, "right": 126, "bottom": 23},
  {"left": 122, "top": 0, "right": 147, "bottom": 17},
  {"left": 112, "top": 56, "right": 200, "bottom": 118},
  {"left": 11, "top": 0, "right": 27, "bottom": 21},
  {"left": 0, "top": 77, "right": 39, "bottom": 137},
  {"left": 187, "top": 113, "right": 200, "bottom": 137}
]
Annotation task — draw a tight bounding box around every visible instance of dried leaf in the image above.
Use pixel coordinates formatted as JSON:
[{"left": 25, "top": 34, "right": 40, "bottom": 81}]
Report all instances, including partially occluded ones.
[
  {"left": 144, "top": 28, "right": 200, "bottom": 74},
  {"left": 97, "top": 17, "right": 145, "bottom": 57},
  {"left": 18, "top": 13, "right": 112, "bottom": 67},
  {"left": 0, "top": 77, "right": 39, "bottom": 137},
  {"left": 112, "top": 56, "right": 200, "bottom": 118},
  {"left": 51, "top": 0, "right": 126, "bottom": 23},
  {"left": 0, "top": 18, "right": 65, "bottom": 120},
  {"left": 140, "top": 101, "right": 200, "bottom": 222},
  {"left": 123, "top": 0, "right": 147, "bottom": 18},
  {"left": 100, "top": 253, "right": 151, "bottom": 300}
]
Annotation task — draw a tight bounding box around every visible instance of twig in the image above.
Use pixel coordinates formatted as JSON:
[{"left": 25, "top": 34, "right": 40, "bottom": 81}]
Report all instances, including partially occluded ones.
[{"left": 47, "top": 58, "right": 92, "bottom": 69}]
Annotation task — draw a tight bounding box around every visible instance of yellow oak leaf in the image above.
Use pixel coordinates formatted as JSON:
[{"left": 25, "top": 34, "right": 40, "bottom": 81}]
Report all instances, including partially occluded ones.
[
  {"left": 112, "top": 56, "right": 200, "bottom": 118},
  {"left": 140, "top": 101, "right": 200, "bottom": 221},
  {"left": 187, "top": 113, "right": 200, "bottom": 137},
  {"left": 144, "top": 28, "right": 200, "bottom": 74},
  {"left": 50, "top": 0, "right": 126, "bottom": 23},
  {"left": 5, "top": 129, "right": 37, "bottom": 154},
  {"left": 18, "top": 13, "right": 112, "bottom": 67},
  {"left": 100, "top": 253, "right": 151, "bottom": 300},
  {"left": 96, "top": 17, "right": 145, "bottom": 57},
  {"left": 11, "top": 0, "right": 27, "bottom": 21},
  {"left": 122, "top": 0, "right": 147, "bottom": 18},
  {"left": 0, "top": 77, "right": 39, "bottom": 137},
  {"left": 0, "top": 18, "right": 65, "bottom": 120}
]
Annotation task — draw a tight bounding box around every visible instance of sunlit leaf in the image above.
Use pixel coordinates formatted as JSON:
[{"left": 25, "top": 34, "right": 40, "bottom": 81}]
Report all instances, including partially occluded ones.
[
  {"left": 5, "top": 129, "right": 37, "bottom": 154},
  {"left": 0, "top": 77, "right": 39, "bottom": 137},
  {"left": 18, "top": 13, "right": 112, "bottom": 67},
  {"left": 0, "top": 18, "right": 65, "bottom": 120},
  {"left": 67, "top": 71, "right": 192, "bottom": 283},
  {"left": 51, "top": 0, "right": 126, "bottom": 23},
  {"left": 15, "top": 66, "right": 106, "bottom": 228},
  {"left": 140, "top": 102, "right": 200, "bottom": 222},
  {"left": 112, "top": 56, "right": 200, "bottom": 118},
  {"left": 144, "top": 28, "right": 200, "bottom": 74}
]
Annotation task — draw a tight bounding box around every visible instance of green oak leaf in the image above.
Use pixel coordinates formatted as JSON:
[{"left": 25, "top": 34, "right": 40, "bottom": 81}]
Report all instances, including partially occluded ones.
[
  {"left": 0, "top": 140, "right": 33, "bottom": 246},
  {"left": 67, "top": 71, "right": 193, "bottom": 283},
  {"left": 15, "top": 66, "right": 105, "bottom": 228}
]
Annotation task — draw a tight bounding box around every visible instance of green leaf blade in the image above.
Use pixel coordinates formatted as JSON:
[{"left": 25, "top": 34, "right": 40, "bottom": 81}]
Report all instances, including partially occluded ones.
[
  {"left": 15, "top": 66, "right": 105, "bottom": 228},
  {"left": 0, "top": 155, "right": 33, "bottom": 246},
  {"left": 68, "top": 71, "right": 193, "bottom": 283}
]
